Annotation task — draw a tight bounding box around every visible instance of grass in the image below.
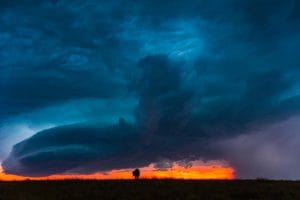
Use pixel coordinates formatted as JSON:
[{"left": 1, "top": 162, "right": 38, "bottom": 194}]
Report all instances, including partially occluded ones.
[{"left": 0, "top": 179, "right": 300, "bottom": 200}]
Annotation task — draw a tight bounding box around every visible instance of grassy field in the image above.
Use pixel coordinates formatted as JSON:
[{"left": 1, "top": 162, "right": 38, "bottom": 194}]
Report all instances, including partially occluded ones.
[{"left": 0, "top": 180, "right": 300, "bottom": 200}]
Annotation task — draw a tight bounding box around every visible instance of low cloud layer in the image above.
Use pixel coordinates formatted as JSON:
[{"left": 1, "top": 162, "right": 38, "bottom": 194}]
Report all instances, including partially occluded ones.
[{"left": 1, "top": 0, "right": 300, "bottom": 178}]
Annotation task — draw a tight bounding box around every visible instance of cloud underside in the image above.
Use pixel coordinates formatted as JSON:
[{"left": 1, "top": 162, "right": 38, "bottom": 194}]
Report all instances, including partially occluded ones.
[{"left": 1, "top": 0, "right": 300, "bottom": 178}]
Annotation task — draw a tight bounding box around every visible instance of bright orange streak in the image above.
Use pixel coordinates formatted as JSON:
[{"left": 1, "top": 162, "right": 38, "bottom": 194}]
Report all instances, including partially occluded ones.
[{"left": 0, "top": 163, "right": 234, "bottom": 181}]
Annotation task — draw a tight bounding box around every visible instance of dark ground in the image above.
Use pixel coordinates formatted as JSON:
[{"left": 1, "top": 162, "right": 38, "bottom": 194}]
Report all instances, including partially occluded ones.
[{"left": 0, "top": 180, "right": 300, "bottom": 200}]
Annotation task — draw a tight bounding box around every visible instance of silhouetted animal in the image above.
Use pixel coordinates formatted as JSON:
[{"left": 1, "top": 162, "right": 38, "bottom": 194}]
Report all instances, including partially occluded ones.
[{"left": 132, "top": 168, "right": 140, "bottom": 180}]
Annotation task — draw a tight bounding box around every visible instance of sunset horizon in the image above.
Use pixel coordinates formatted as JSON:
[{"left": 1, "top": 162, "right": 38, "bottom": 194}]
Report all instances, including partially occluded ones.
[{"left": 0, "top": 161, "right": 234, "bottom": 181}]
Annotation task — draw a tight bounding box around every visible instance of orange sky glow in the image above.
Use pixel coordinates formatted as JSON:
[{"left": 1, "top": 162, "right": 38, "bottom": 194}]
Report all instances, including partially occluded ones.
[{"left": 0, "top": 161, "right": 235, "bottom": 181}]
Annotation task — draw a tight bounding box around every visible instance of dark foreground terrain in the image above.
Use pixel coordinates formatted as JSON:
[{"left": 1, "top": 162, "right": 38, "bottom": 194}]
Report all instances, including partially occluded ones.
[{"left": 0, "top": 180, "right": 300, "bottom": 200}]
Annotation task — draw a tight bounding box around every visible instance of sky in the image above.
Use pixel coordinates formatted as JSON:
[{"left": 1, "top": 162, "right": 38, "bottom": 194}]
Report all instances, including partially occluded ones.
[{"left": 0, "top": 0, "right": 300, "bottom": 180}]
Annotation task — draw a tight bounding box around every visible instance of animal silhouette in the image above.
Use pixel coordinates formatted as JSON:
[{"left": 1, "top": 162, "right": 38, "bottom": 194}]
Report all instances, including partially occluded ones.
[{"left": 132, "top": 168, "right": 140, "bottom": 180}]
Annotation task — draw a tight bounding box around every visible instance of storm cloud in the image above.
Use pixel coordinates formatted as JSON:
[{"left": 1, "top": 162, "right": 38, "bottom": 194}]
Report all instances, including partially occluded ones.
[{"left": 1, "top": 0, "right": 300, "bottom": 178}]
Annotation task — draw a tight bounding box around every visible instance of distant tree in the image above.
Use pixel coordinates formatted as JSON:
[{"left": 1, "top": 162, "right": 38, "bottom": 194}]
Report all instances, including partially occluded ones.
[{"left": 132, "top": 168, "right": 140, "bottom": 180}]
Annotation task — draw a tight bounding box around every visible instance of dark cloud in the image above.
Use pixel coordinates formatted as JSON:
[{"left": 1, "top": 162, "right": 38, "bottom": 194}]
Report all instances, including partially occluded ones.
[
  {"left": 1, "top": 0, "right": 300, "bottom": 178},
  {"left": 134, "top": 55, "right": 193, "bottom": 138},
  {"left": 2, "top": 119, "right": 209, "bottom": 176},
  {"left": 0, "top": 65, "right": 126, "bottom": 118},
  {"left": 4, "top": 54, "right": 300, "bottom": 177},
  {"left": 2, "top": 121, "right": 145, "bottom": 176},
  {"left": 0, "top": 0, "right": 136, "bottom": 118}
]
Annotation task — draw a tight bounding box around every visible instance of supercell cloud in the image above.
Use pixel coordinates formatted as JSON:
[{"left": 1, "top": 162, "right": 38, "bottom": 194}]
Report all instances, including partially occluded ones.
[{"left": 1, "top": 0, "right": 300, "bottom": 179}]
